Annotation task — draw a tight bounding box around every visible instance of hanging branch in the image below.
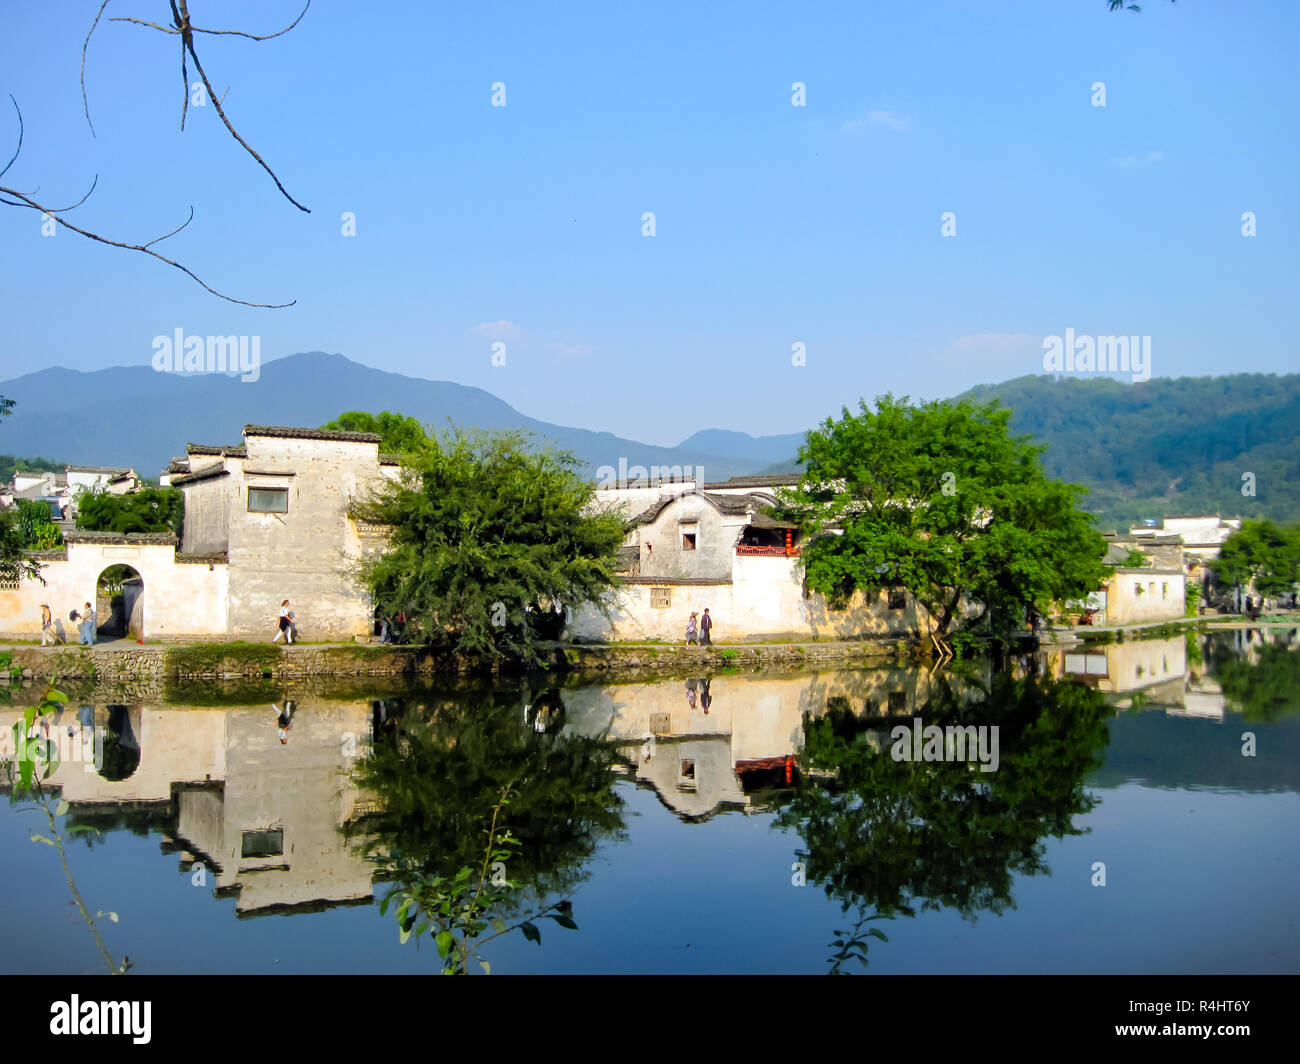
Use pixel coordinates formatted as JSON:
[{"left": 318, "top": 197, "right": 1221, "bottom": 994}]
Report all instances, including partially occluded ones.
[
  {"left": 0, "top": 98, "right": 295, "bottom": 308},
  {"left": 81, "top": 0, "right": 311, "bottom": 211}
]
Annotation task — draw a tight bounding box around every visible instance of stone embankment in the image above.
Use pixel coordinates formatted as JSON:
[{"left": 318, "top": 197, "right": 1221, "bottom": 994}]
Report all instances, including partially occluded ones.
[{"left": 0, "top": 636, "right": 912, "bottom": 686}]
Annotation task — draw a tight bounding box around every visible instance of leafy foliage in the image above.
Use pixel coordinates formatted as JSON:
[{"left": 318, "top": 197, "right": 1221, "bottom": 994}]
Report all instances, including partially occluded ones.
[
  {"left": 321, "top": 410, "right": 429, "bottom": 455},
  {"left": 1211, "top": 519, "right": 1300, "bottom": 599},
  {"left": 1209, "top": 639, "right": 1300, "bottom": 723},
  {"left": 354, "top": 427, "right": 627, "bottom": 663},
  {"left": 960, "top": 374, "right": 1300, "bottom": 529},
  {"left": 774, "top": 670, "right": 1111, "bottom": 972},
  {"left": 0, "top": 509, "right": 45, "bottom": 585},
  {"left": 777, "top": 395, "right": 1110, "bottom": 638},
  {"left": 0, "top": 453, "right": 64, "bottom": 483},
  {"left": 14, "top": 498, "right": 63, "bottom": 549},
  {"left": 75, "top": 487, "right": 184, "bottom": 536},
  {"left": 3, "top": 681, "right": 129, "bottom": 974},
  {"left": 353, "top": 689, "right": 624, "bottom": 972}
]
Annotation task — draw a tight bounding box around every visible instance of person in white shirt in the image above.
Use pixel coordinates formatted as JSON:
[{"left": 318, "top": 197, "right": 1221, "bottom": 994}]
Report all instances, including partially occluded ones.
[{"left": 272, "top": 599, "right": 294, "bottom": 644}]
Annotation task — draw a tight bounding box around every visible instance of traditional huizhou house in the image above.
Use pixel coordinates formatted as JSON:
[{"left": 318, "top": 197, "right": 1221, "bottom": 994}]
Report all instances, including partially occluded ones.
[
  {"left": 168, "top": 424, "right": 397, "bottom": 641},
  {"left": 571, "top": 485, "right": 927, "bottom": 643},
  {"left": 1129, "top": 514, "right": 1241, "bottom": 607},
  {"left": 1092, "top": 532, "right": 1188, "bottom": 626}
]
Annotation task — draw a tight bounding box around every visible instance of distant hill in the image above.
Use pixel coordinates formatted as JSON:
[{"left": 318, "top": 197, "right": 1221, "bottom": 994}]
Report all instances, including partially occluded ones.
[
  {"left": 958, "top": 374, "right": 1300, "bottom": 530},
  {"left": 3, "top": 358, "right": 1297, "bottom": 530},
  {"left": 0, "top": 353, "right": 761, "bottom": 483},
  {"left": 757, "top": 373, "right": 1300, "bottom": 528}
]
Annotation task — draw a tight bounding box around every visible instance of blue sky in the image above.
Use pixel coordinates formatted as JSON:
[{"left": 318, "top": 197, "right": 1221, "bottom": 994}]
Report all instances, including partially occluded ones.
[{"left": 1, "top": 0, "right": 1296, "bottom": 445}]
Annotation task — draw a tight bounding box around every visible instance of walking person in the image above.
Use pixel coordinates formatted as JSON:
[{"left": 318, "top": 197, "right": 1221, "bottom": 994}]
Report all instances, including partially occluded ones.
[
  {"left": 39, "top": 603, "right": 54, "bottom": 646},
  {"left": 272, "top": 699, "right": 296, "bottom": 744},
  {"left": 272, "top": 600, "right": 294, "bottom": 645},
  {"left": 685, "top": 611, "right": 698, "bottom": 646},
  {"left": 699, "top": 607, "right": 713, "bottom": 646}
]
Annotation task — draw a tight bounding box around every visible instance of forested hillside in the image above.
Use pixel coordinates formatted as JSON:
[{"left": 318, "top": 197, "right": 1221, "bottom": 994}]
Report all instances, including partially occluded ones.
[
  {"left": 961, "top": 374, "right": 1300, "bottom": 530},
  {"left": 763, "top": 374, "right": 1300, "bottom": 531}
]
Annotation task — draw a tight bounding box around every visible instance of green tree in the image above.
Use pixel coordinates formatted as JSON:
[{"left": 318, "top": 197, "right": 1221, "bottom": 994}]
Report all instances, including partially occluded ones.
[
  {"left": 774, "top": 670, "right": 1111, "bottom": 970},
  {"left": 75, "top": 487, "right": 184, "bottom": 536},
  {"left": 0, "top": 511, "right": 45, "bottom": 585},
  {"left": 1211, "top": 519, "right": 1300, "bottom": 600},
  {"left": 352, "top": 688, "right": 625, "bottom": 972},
  {"left": 14, "top": 499, "right": 63, "bottom": 550},
  {"left": 321, "top": 410, "right": 429, "bottom": 455},
  {"left": 778, "top": 396, "right": 1110, "bottom": 641},
  {"left": 1209, "top": 640, "right": 1300, "bottom": 723},
  {"left": 354, "top": 428, "right": 626, "bottom": 663}
]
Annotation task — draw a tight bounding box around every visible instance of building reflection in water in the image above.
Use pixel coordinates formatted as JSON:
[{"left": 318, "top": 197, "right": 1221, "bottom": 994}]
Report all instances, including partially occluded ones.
[{"left": 2, "top": 628, "right": 1293, "bottom": 920}]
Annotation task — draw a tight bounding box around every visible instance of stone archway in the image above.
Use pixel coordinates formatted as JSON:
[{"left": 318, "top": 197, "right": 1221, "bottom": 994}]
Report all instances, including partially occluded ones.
[{"left": 96, "top": 564, "right": 144, "bottom": 642}]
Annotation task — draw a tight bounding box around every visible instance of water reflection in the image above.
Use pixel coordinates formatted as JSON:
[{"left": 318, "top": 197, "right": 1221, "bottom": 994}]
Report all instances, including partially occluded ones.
[{"left": 0, "top": 626, "right": 1295, "bottom": 972}]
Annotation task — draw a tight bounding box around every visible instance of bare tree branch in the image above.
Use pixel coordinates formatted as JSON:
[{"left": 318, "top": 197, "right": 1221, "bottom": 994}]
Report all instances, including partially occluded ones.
[
  {"left": 81, "top": 0, "right": 114, "bottom": 137},
  {"left": 0, "top": 180, "right": 295, "bottom": 307},
  {"left": 0, "top": 95, "right": 21, "bottom": 180},
  {"left": 180, "top": 28, "right": 190, "bottom": 131},
  {"left": 108, "top": 15, "right": 176, "bottom": 33},
  {"left": 112, "top": 0, "right": 311, "bottom": 41},
  {"left": 175, "top": 0, "right": 310, "bottom": 211},
  {"left": 85, "top": 0, "right": 311, "bottom": 210},
  {"left": 143, "top": 204, "right": 194, "bottom": 248},
  {"left": 2, "top": 100, "right": 291, "bottom": 307}
]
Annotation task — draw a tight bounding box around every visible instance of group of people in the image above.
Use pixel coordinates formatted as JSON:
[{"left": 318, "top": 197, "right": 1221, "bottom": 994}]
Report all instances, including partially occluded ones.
[
  {"left": 377, "top": 610, "right": 407, "bottom": 644},
  {"left": 39, "top": 602, "right": 100, "bottom": 646},
  {"left": 684, "top": 608, "right": 713, "bottom": 646}
]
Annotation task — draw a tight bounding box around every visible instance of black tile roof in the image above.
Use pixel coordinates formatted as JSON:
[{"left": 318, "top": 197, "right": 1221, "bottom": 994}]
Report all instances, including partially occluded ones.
[{"left": 243, "top": 424, "right": 382, "bottom": 443}]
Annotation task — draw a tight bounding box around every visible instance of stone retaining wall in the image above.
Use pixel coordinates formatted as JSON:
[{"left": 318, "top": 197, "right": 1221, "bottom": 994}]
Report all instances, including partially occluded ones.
[{"left": 1, "top": 637, "right": 912, "bottom": 685}]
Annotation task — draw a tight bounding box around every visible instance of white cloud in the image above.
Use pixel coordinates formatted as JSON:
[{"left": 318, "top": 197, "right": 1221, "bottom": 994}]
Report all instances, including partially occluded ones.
[
  {"left": 841, "top": 110, "right": 910, "bottom": 134},
  {"left": 1113, "top": 150, "right": 1163, "bottom": 168},
  {"left": 470, "top": 319, "right": 524, "bottom": 338}
]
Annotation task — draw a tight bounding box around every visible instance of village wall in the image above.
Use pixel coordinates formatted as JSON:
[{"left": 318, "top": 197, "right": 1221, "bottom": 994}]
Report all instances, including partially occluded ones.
[
  {"left": 567, "top": 554, "right": 929, "bottom": 643},
  {"left": 0, "top": 540, "right": 228, "bottom": 641}
]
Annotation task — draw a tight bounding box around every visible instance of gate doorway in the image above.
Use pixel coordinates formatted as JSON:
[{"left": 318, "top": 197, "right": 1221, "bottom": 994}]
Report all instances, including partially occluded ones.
[{"left": 96, "top": 564, "right": 144, "bottom": 642}]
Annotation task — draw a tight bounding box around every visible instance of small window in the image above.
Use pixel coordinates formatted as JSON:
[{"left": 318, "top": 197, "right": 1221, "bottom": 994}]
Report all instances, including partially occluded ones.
[
  {"left": 680, "top": 759, "right": 695, "bottom": 780},
  {"left": 1162, "top": 582, "right": 1168, "bottom": 599},
  {"left": 241, "top": 829, "right": 284, "bottom": 858},
  {"left": 0, "top": 574, "right": 19, "bottom": 592},
  {"left": 248, "top": 487, "right": 289, "bottom": 513},
  {"left": 682, "top": 533, "right": 697, "bottom": 551},
  {"left": 650, "top": 587, "right": 671, "bottom": 608},
  {"left": 888, "top": 590, "right": 906, "bottom": 610}
]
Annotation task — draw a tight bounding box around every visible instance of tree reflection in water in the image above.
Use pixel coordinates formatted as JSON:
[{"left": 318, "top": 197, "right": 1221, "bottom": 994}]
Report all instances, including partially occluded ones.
[
  {"left": 776, "top": 669, "right": 1112, "bottom": 972},
  {"left": 349, "top": 686, "right": 625, "bottom": 970}
]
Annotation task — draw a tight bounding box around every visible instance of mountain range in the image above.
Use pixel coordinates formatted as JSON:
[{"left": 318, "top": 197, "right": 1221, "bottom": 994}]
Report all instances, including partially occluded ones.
[{"left": 2, "top": 353, "right": 1297, "bottom": 530}]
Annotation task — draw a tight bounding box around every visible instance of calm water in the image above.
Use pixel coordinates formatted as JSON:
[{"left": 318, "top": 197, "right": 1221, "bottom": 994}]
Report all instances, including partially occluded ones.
[{"left": 2, "top": 629, "right": 1298, "bottom": 974}]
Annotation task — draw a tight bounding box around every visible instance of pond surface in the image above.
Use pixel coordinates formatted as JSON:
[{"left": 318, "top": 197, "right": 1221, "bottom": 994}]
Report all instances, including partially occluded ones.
[{"left": 2, "top": 629, "right": 1298, "bottom": 974}]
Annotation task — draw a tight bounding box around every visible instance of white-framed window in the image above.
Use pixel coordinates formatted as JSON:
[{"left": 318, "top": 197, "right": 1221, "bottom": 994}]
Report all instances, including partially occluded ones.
[{"left": 248, "top": 487, "right": 289, "bottom": 513}]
